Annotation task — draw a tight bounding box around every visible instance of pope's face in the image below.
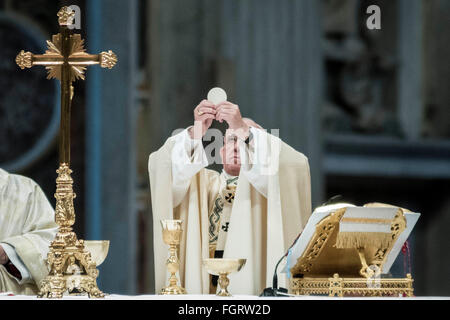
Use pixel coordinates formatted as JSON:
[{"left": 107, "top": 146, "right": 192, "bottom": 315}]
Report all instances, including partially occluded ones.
[{"left": 220, "top": 130, "right": 241, "bottom": 176}]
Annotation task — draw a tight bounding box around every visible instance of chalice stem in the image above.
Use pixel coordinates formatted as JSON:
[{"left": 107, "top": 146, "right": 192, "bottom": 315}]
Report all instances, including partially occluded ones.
[
  {"left": 218, "top": 273, "right": 231, "bottom": 296},
  {"left": 167, "top": 244, "right": 179, "bottom": 285},
  {"left": 162, "top": 243, "right": 185, "bottom": 294},
  {"left": 169, "top": 273, "right": 178, "bottom": 287}
]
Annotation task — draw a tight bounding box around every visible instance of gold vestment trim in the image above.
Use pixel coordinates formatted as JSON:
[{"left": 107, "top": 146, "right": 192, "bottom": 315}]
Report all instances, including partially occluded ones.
[{"left": 335, "top": 232, "right": 393, "bottom": 249}]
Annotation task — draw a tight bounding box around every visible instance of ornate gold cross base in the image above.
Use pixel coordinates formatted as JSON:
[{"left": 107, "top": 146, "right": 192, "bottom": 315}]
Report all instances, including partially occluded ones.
[
  {"left": 38, "top": 164, "right": 104, "bottom": 298},
  {"left": 290, "top": 273, "right": 414, "bottom": 297}
]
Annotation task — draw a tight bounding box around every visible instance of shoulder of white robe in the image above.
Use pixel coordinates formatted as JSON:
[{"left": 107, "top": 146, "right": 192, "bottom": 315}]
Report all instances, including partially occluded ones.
[
  {"left": 251, "top": 128, "right": 307, "bottom": 168},
  {"left": 279, "top": 141, "right": 309, "bottom": 167},
  {"left": 2, "top": 171, "right": 38, "bottom": 197},
  {"left": 148, "top": 134, "right": 176, "bottom": 170},
  {"left": 0, "top": 168, "right": 7, "bottom": 187}
]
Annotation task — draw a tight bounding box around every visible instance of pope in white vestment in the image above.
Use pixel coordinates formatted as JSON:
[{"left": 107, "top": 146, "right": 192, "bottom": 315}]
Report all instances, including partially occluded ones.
[
  {"left": 149, "top": 100, "right": 311, "bottom": 295},
  {"left": 0, "top": 168, "right": 58, "bottom": 294}
]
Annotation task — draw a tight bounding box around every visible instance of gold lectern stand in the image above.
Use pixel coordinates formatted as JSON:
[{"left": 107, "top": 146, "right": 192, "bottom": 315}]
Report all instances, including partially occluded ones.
[
  {"left": 289, "top": 205, "right": 419, "bottom": 297},
  {"left": 16, "top": 7, "right": 117, "bottom": 298}
]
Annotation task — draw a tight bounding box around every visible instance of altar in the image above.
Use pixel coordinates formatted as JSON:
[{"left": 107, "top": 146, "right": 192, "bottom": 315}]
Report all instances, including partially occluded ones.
[
  {"left": 1, "top": 293, "right": 447, "bottom": 320},
  {"left": 0, "top": 293, "right": 448, "bottom": 300}
]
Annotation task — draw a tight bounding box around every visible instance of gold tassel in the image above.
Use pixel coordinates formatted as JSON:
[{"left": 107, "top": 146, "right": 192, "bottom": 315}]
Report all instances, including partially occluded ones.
[{"left": 335, "top": 232, "right": 393, "bottom": 249}]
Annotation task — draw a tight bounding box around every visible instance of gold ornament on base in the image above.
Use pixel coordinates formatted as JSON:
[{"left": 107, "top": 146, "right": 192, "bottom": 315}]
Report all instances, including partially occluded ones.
[
  {"left": 38, "top": 165, "right": 109, "bottom": 298},
  {"left": 160, "top": 220, "right": 187, "bottom": 295},
  {"left": 203, "top": 258, "right": 247, "bottom": 296},
  {"left": 15, "top": 6, "right": 117, "bottom": 298}
]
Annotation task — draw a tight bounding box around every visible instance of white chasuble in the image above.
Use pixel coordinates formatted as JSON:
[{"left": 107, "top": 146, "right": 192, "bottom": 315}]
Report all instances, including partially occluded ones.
[
  {"left": 0, "top": 169, "right": 58, "bottom": 294},
  {"left": 148, "top": 128, "right": 311, "bottom": 295}
]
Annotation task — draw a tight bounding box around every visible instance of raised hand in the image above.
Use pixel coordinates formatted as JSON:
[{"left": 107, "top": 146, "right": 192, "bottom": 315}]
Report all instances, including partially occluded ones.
[
  {"left": 216, "top": 101, "right": 249, "bottom": 139},
  {"left": 189, "top": 100, "right": 216, "bottom": 139}
]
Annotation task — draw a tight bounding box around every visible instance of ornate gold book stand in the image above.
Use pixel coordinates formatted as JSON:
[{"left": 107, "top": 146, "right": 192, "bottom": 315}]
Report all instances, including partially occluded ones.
[
  {"left": 288, "top": 204, "right": 420, "bottom": 297},
  {"left": 16, "top": 7, "right": 117, "bottom": 298}
]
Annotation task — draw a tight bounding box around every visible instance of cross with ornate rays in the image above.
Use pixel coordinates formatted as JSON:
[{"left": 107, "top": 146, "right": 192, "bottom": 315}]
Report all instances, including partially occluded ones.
[
  {"left": 16, "top": 6, "right": 117, "bottom": 164},
  {"left": 15, "top": 7, "right": 117, "bottom": 298}
]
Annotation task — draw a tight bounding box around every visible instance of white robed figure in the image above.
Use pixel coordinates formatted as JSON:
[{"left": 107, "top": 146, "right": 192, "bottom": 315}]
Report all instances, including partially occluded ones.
[
  {"left": 0, "top": 168, "right": 58, "bottom": 294},
  {"left": 149, "top": 98, "right": 311, "bottom": 295}
]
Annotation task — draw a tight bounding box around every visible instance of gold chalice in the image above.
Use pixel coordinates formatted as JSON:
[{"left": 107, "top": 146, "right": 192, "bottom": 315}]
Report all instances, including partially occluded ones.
[
  {"left": 160, "top": 219, "right": 186, "bottom": 295},
  {"left": 203, "top": 258, "right": 247, "bottom": 296}
]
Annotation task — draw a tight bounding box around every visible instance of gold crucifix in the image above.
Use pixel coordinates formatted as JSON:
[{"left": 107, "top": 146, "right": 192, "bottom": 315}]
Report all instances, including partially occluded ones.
[
  {"left": 15, "top": 6, "right": 117, "bottom": 298},
  {"left": 16, "top": 6, "right": 117, "bottom": 164}
]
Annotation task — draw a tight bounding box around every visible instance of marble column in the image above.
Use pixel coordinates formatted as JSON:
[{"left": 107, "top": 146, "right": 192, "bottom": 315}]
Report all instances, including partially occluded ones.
[
  {"left": 219, "top": 0, "right": 324, "bottom": 206},
  {"left": 86, "top": 0, "right": 138, "bottom": 294},
  {"left": 397, "top": 0, "right": 423, "bottom": 140}
]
